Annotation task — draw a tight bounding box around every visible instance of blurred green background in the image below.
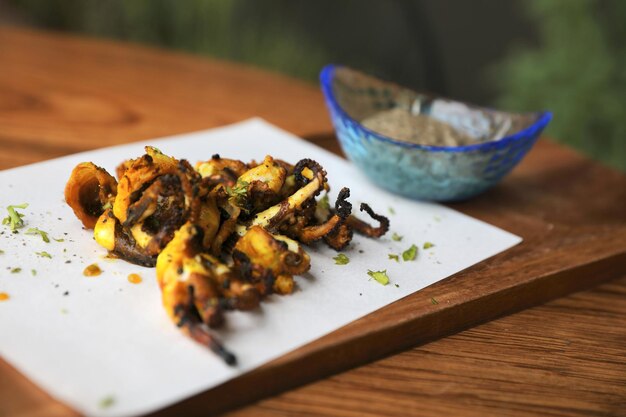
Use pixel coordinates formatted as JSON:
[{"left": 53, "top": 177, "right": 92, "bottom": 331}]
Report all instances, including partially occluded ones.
[{"left": 2, "top": 0, "right": 624, "bottom": 170}]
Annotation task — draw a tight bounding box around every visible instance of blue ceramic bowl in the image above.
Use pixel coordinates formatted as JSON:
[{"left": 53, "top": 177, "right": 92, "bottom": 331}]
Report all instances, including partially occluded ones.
[{"left": 320, "top": 65, "right": 552, "bottom": 201}]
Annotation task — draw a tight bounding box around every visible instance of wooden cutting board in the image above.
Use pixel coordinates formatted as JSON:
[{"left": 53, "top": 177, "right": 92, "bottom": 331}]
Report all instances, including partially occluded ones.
[
  {"left": 153, "top": 137, "right": 626, "bottom": 416},
  {"left": 1, "top": 27, "right": 625, "bottom": 417}
]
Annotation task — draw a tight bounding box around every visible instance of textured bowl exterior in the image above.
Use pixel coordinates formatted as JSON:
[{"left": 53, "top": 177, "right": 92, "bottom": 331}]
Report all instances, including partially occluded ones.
[{"left": 320, "top": 65, "right": 552, "bottom": 201}]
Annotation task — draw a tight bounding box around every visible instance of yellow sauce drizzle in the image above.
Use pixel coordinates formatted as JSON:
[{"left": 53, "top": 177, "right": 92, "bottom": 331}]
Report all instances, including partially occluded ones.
[
  {"left": 127, "top": 273, "right": 142, "bottom": 284},
  {"left": 83, "top": 263, "right": 102, "bottom": 277}
]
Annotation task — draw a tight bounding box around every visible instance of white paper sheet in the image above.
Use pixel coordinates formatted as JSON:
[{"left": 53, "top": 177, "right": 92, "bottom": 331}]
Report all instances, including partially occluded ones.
[{"left": 0, "top": 119, "right": 521, "bottom": 417}]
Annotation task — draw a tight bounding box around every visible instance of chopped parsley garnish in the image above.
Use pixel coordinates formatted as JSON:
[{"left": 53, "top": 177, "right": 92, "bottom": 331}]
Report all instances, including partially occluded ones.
[
  {"left": 31, "top": 269, "right": 37, "bottom": 276},
  {"left": 0, "top": 249, "right": 4, "bottom": 255},
  {"left": 318, "top": 193, "right": 330, "bottom": 211},
  {"left": 431, "top": 297, "right": 439, "bottom": 305},
  {"left": 388, "top": 254, "right": 399, "bottom": 262},
  {"left": 53, "top": 237, "right": 65, "bottom": 242},
  {"left": 2, "top": 203, "right": 28, "bottom": 231},
  {"left": 388, "top": 206, "right": 395, "bottom": 215},
  {"left": 391, "top": 232, "right": 403, "bottom": 242},
  {"left": 102, "top": 202, "right": 112, "bottom": 210},
  {"left": 402, "top": 244, "right": 418, "bottom": 261},
  {"left": 225, "top": 180, "right": 249, "bottom": 208},
  {"left": 333, "top": 253, "right": 349, "bottom": 265},
  {"left": 423, "top": 242, "right": 435, "bottom": 249},
  {"left": 99, "top": 395, "right": 115, "bottom": 409},
  {"left": 26, "top": 228, "right": 50, "bottom": 243},
  {"left": 35, "top": 251, "right": 52, "bottom": 259},
  {"left": 226, "top": 180, "right": 249, "bottom": 197},
  {"left": 367, "top": 269, "right": 389, "bottom": 286},
  {"left": 394, "top": 283, "right": 400, "bottom": 288},
  {"left": 10, "top": 267, "right": 21, "bottom": 274}
]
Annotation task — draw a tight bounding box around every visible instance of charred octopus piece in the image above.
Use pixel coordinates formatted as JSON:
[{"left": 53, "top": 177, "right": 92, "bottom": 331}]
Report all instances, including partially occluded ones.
[{"left": 65, "top": 149, "right": 389, "bottom": 366}]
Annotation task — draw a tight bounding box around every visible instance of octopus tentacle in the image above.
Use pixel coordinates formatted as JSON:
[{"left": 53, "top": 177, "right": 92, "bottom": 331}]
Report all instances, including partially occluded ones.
[
  {"left": 346, "top": 203, "right": 390, "bottom": 238},
  {"left": 296, "top": 187, "right": 352, "bottom": 244},
  {"left": 250, "top": 162, "right": 327, "bottom": 232},
  {"left": 113, "top": 146, "right": 180, "bottom": 224},
  {"left": 233, "top": 225, "right": 310, "bottom": 295},
  {"left": 174, "top": 285, "right": 237, "bottom": 366},
  {"left": 293, "top": 158, "right": 325, "bottom": 185},
  {"left": 196, "top": 154, "right": 248, "bottom": 189},
  {"left": 211, "top": 202, "right": 241, "bottom": 256},
  {"left": 112, "top": 221, "right": 157, "bottom": 267},
  {"left": 231, "top": 249, "right": 276, "bottom": 296},
  {"left": 123, "top": 174, "right": 182, "bottom": 226},
  {"left": 158, "top": 224, "right": 260, "bottom": 328},
  {"left": 113, "top": 157, "right": 202, "bottom": 258},
  {"left": 323, "top": 223, "right": 354, "bottom": 251},
  {"left": 64, "top": 162, "right": 117, "bottom": 229}
]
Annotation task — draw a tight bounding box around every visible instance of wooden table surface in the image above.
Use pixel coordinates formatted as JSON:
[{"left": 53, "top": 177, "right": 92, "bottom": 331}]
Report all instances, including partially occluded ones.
[{"left": 0, "top": 27, "right": 624, "bottom": 417}]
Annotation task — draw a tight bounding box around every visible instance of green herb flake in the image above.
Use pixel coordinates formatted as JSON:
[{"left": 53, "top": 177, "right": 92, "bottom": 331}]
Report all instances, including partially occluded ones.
[
  {"left": 367, "top": 269, "right": 389, "bottom": 286},
  {"left": 99, "top": 395, "right": 115, "bottom": 409},
  {"left": 388, "top": 206, "right": 395, "bottom": 215},
  {"left": 333, "top": 253, "right": 350, "bottom": 265},
  {"left": 402, "top": 244, "right": 418, "bottom": 261},
  {"left": 394, "top": 283, "right": 400, "bottom": 288},
  {"left": 318, "top": 193, "right": 330, "bottom": 211},
  {"left": 10, "top": 267, "right": 22, "bottom": 274},
  {"left": 2, "top": 203, "right": 28, "bottom": 231},
  {"left": 388, "top": 254, "right": 399, "bottom": 262},
  {"left": 226, "top": 180, "right": 249, "bottom": 197},
  {"left": 423, "top": 242, "right": 435, "bottom": 249},
  {"left": 35, "top": 251, "right": 52, "bottom": 259},
  {"left": 31, "top": 269, "right": 37, "bottom": 276},
  {"left": 53, "top": 237, "right": 65, "bottom": 242},
  {"left": 391, "top": 232, "right": 403, "bottom": 242},
  {"left": 225, "top": 180, "right": 250, "bottom": 207},
  {"left": 60, "top": 308, "right": 68, "bottom": 314},
  {"left": 26, "top": 227, "right": 50, "bottom": 243},
  {"left": 431, "top": 297, "right": 439, "bottom": 305},
  {"left": 0, "top": 249, "right": 4, "bottom": 255},
  {"left": 102, "top": 202, "right": 112, "bottom": 210}
]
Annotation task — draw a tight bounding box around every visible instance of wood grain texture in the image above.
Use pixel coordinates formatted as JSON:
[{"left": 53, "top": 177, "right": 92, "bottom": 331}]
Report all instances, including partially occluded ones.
[
  {"left": 0, "top": 26, "right": 332, "bottom": 169},
  {"left": 0, "top": 27, "right": 624, "bottom": 417},
  {"left": 226, "top": 275, "right": 626, "bottom": 417}
]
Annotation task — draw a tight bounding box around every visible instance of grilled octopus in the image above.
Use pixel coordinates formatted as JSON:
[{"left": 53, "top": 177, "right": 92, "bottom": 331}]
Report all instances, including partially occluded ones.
[{"left": 65, "top": 147, "right": 389, "bottom": 365}]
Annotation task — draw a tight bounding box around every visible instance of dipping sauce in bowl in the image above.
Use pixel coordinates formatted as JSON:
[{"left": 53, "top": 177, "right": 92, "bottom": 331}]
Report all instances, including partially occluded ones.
[{"left": 320, "top": 64, "right": 552, "bottom": 201}]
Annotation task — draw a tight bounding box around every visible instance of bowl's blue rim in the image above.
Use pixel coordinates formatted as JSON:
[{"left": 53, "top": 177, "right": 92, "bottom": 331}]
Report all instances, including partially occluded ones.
[{"left": 320, "top": 64, "right": 553, "bottom": 153}]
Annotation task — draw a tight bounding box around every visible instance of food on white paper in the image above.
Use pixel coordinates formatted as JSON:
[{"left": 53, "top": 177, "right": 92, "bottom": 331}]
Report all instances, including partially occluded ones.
[{"left": 64, "top": 147, "right": 389, "bottom": 365}]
